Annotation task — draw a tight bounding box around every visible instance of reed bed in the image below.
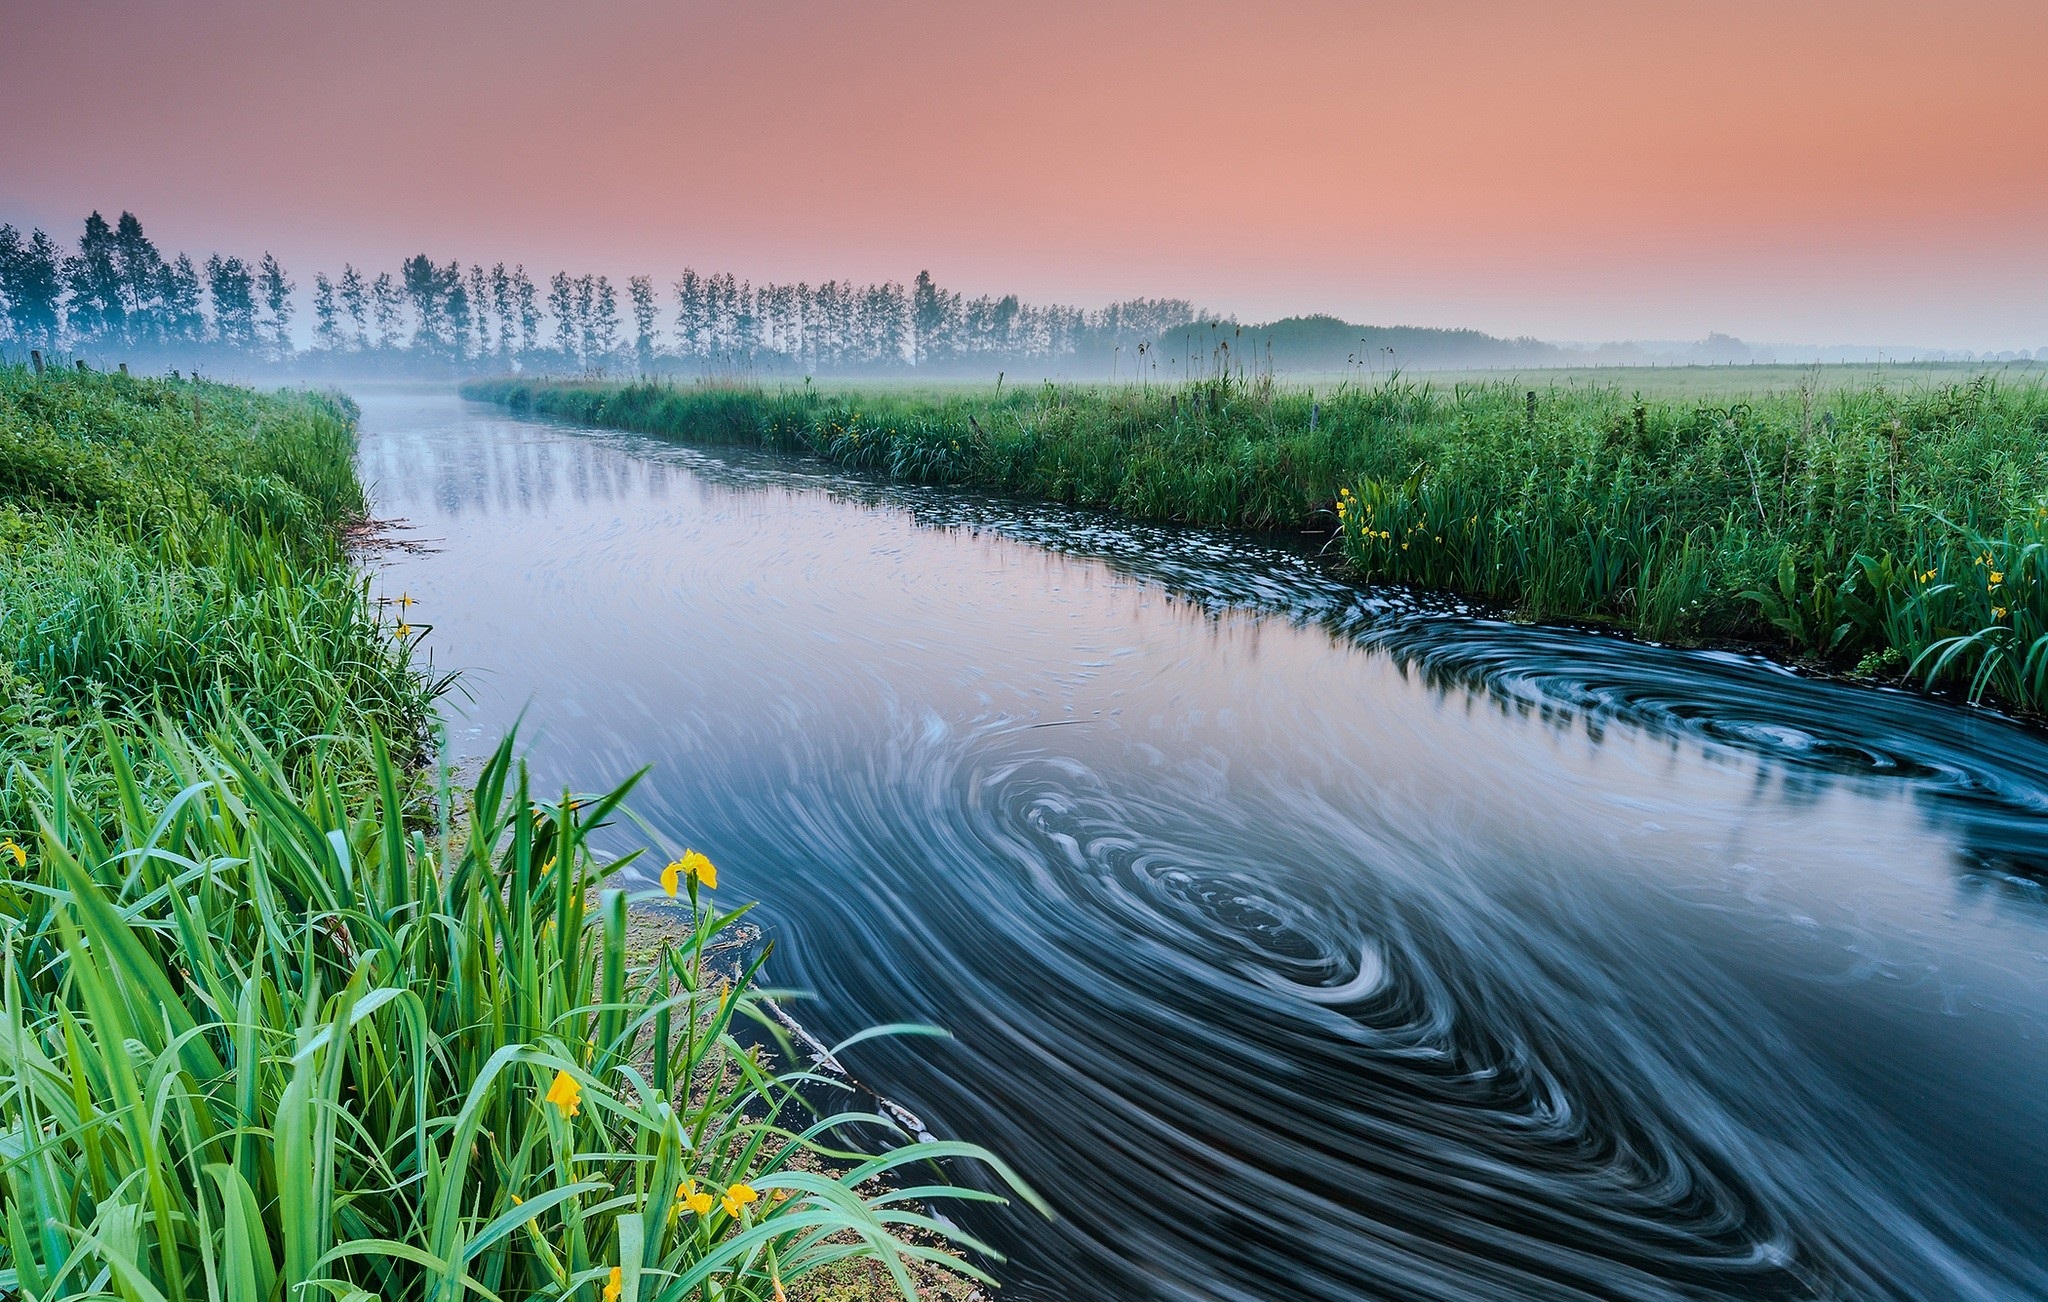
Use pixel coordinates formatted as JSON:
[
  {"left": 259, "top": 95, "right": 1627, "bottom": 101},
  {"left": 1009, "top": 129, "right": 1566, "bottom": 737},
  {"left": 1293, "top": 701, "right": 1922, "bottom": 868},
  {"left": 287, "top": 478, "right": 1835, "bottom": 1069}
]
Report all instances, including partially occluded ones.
[{"left": 465, "top": 372, "right": 2048, "bottom": 715}]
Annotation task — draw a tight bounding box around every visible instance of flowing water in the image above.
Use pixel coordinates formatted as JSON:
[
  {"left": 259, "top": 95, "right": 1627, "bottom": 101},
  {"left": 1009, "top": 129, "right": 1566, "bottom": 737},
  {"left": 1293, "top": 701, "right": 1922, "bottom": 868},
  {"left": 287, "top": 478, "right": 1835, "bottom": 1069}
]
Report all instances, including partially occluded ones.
[{"left": 357, "top": 390, "right": 2048, "bottom": 1301}]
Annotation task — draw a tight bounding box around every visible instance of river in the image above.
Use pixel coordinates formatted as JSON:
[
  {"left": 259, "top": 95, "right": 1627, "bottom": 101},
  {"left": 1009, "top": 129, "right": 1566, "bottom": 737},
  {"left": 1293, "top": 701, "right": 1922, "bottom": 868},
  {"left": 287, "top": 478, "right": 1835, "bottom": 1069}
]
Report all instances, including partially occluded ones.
[{"left": 356, "top": 389, "right": 2048, "bottom": 1301}]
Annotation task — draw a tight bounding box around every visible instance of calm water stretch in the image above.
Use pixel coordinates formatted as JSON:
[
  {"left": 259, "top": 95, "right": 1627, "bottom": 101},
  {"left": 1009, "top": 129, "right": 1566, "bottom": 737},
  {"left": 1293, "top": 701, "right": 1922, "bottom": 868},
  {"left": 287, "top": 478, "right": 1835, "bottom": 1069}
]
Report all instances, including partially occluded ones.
[{"left": 358, "top": 391, "right": 2048, "bottom": 1301}]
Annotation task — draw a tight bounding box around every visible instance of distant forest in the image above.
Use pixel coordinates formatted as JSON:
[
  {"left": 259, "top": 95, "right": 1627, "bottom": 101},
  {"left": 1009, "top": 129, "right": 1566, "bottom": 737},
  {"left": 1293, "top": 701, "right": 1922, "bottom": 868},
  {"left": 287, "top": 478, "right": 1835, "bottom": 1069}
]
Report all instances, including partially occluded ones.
[
  {"left": 0, "top": 210, "right": 1216, "bottom": 378},
  {"left": 11, "top": 210, "right": 2006, "bottom": 378}
]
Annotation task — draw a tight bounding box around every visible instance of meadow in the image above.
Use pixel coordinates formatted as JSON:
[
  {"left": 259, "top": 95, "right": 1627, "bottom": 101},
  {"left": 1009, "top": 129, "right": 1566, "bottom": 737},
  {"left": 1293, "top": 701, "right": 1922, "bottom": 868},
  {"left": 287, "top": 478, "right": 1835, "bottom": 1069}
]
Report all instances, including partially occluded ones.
[
  {"left": 0, "top": 365, "right": 1025, "bottom": 1301},
  {"left": 466, "top": 368, "right": 2048, "bottom": 715}
]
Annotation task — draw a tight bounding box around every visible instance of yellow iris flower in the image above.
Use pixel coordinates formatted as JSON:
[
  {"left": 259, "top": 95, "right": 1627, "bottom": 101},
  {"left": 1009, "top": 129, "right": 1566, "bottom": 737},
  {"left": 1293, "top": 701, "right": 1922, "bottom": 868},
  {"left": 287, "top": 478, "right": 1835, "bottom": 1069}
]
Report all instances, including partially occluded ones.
[
  {"left": 1989, "top": 571, "right": 2004, "bottom": 585},
  {"left": 545, "top": 1069, "right": 581, "bottom": 1117},
  {"left": 662, "top": 849, "right": 717, "bottom": 896},
  {"left": 604, "top": 1266, "right": 622, "bottom": 1302},
  {"left": 721, "top": 1182, "right": 759, "bottom": 1217},
  {"left": 1, "top": 839, "right": 24, "bottom": 868},
  {"left": 678, "top": 1178, "right": 714, "bottom": 1216}
]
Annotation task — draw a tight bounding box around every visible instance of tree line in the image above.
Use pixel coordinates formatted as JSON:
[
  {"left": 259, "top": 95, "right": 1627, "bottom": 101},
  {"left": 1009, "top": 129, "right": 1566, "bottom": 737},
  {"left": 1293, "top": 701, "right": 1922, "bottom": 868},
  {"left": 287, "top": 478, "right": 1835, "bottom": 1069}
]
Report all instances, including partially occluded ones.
[{"left": 0, "top": 210, "right": 1204, "bottom": 376}]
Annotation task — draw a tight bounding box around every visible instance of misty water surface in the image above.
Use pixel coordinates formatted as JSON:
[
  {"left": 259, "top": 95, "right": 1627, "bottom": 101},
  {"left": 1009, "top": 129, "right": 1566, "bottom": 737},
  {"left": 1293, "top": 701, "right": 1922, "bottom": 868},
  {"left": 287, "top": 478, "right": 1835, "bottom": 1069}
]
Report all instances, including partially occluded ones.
[{"left": 358, "top": 390, "right": 2048, "bottom": 1302}]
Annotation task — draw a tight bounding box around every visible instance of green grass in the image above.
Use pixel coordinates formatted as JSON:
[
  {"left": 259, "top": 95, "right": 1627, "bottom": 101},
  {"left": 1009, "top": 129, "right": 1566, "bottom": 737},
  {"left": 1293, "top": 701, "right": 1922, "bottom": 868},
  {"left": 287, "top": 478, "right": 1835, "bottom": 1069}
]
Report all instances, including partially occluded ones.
[
  {"left": 0, "top": 365, "right": 1033, "bottom": 1300},
  {"left": 0, "top": 723, "right": 1036, "bottom": 1301},
  {"left": 465, "top": 370, "right": 2048, "bottom": 715},
  {"left": 0, "top": 364, "right": 433, "bottom": 835}
]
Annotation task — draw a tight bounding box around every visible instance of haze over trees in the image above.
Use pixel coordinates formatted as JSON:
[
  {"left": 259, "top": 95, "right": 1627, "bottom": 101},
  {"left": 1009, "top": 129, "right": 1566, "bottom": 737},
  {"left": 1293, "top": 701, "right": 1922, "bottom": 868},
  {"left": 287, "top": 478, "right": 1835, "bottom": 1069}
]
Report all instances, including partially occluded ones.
[
  {"left": 7, "top": 211, "right": 2035, "bottom": 377},
  {"left": 0, "top": 210, "right": 1215, "bottom": 378}
]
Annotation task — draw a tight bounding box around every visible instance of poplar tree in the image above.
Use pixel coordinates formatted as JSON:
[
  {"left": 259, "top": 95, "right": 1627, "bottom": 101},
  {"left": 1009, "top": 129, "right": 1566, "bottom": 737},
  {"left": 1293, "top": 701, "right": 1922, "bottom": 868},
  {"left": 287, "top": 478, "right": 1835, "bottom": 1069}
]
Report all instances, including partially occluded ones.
[
  {"left": 67, "top": 212, "right": 125, "bottom": 347},
  {"left": 672, "top": 269, "right": 704, "bottom": 360},
  {"left": 466, "top": 264, "right": 491, "bottom": 360},
  {"left": 490, "top": 263, "right": 514, "bottom": 358},
  {"left": 402, "top": 255, "right": 449, "bottom": 355},
  {"left": 448, "top": 265, "right": 473, "bottom": 362},
  {"left": 205, "top": 254, "right": 258, "bottom": 350},
  {"left": 339, "top": 264, "right": 369, "bottom": 348},
  {"left": 628, "top": 274, "right": 658, "bottom": 370},
  {"left": 312, "top": 273, "right": 340, "bottom": 350},
  {"left": 573, "top": 275, "right": 596, "bottom": 366},
  {"left": 257, "top": 253, "right": 294, "bottom": 360},
  {"left": 159, "top": 254, "right": 205, "bottom": 345},
  {"left": 512, "top": 266, "right": 539, "bottom": 356},
  {"left": 371, "top": 272, "right": 404, "bottom": 349},
  {"left": 112, "top": 212, "right": 166, "bottom": 346},
  {"left": 590, "top": 276, "right": 622, "bottom": 367},
  {"left": 547, "top": 272, "right": 575, "bottom": 360},
  {"left": 0, "top": 225, "right": 63, "bottom": 349}
]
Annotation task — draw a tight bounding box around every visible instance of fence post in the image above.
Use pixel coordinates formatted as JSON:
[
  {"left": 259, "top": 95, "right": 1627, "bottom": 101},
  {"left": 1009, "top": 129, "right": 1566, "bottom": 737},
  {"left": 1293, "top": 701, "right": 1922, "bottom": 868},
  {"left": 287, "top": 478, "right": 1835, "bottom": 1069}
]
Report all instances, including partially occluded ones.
[{"left": 29, "top": 349, "right": 42, "bottom": 374}]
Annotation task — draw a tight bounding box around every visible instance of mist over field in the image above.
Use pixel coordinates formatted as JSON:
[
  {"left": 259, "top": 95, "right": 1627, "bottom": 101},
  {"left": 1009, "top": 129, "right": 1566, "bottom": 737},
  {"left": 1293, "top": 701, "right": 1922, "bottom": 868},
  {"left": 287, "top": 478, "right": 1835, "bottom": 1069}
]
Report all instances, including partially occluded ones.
[{"left": 5, "top": 209, "right": 2042, "bottom": 383}]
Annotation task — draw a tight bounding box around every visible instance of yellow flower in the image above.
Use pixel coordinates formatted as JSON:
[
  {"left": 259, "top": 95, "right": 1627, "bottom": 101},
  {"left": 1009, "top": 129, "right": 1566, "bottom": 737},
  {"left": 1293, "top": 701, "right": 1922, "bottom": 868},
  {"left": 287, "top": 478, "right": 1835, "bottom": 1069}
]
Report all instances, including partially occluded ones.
[
  {"left": 396, "top": 622, "right": 411, "bottom": 638},
  {"left": 720, "top": 1182, "right": 759, "bottom": 1217},
  {"left": 1918, "top": 570, "right": 1936, "bottom": 584},
  {"left": 1994, "top": 606, "right": 2009, "bottom": 619},
  {"left": 400, "top": 593, "right": 415, "bottom": 608},
  {"left": 679, "top": 1178, "right": 714, "bottom": 1216},
  {"left": 0, "top": 838, "right": 24, "bottom": 868},
  {"left": 545, "top": 1069, "right": 581, "bottom": 1118},
  {"left": 604, "top": 1266, "right": 622, "bottom": 1302},
  {"left": 680, "top": 849, "right": 716, "bottom": 890},
  {"left": 1989, "top": 570, "right": 2004, "bottom": 585}
]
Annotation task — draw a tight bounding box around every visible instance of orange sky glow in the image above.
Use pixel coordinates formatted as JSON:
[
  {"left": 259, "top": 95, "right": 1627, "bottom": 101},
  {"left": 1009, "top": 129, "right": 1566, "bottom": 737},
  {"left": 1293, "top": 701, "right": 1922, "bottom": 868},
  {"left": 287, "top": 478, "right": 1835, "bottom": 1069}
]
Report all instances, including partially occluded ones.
[{"left": 3, "top": 0, "right": 2045, "bottom": 348}]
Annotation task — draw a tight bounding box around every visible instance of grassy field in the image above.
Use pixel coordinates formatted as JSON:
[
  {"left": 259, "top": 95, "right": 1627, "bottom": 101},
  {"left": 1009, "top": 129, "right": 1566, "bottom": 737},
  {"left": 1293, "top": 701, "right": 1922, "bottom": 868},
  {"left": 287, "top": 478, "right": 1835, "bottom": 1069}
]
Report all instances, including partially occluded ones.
[
  {"left": 0, "top": 365, "right": 1026, "bottom": 1301},
  {"left": 466, "top": 369, "right": 2048, "bottom": 716},
  {"left": 1318, "top": 360, "right": 2048, "bottom": 399}
]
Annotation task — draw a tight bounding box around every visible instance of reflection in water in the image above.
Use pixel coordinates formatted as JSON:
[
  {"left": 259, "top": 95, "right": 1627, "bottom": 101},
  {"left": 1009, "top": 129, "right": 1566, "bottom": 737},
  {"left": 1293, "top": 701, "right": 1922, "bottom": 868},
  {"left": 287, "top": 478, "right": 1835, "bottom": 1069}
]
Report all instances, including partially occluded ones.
[{"left": 359, "top": 392, "right": 2048, "bottom": 1301}]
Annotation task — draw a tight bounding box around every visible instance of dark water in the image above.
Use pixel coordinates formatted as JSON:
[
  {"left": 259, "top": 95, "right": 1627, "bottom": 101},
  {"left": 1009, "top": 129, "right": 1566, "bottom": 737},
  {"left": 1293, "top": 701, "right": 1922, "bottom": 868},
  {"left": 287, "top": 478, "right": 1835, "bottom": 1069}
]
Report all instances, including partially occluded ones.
[{"left": 357, "top": 391, "right": 2048, "bottom": 1301}]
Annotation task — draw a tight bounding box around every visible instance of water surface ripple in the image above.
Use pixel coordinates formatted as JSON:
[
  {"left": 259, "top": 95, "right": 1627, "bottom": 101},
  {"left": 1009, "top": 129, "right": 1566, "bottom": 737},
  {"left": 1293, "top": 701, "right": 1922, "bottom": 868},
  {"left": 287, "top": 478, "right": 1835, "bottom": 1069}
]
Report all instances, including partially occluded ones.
[{"left": 359, "top": 392, "right": 2048, "bottom": 1301}]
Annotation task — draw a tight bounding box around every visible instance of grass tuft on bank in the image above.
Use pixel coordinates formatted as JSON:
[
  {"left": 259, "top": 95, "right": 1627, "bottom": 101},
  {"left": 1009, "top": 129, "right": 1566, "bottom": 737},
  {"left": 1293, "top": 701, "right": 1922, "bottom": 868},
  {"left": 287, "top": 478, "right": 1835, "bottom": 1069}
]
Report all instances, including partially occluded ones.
[{"left": 465, "top": 371, "right": 2048, "bottom": 715}]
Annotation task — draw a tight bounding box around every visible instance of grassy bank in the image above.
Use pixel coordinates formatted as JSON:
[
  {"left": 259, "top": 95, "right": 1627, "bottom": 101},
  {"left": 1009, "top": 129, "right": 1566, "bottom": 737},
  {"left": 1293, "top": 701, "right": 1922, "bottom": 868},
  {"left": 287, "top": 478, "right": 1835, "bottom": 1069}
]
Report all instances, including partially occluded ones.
[
  {"left": 0, "top": 364, "right": 432, "bottom": 832},
  {"left": 0, "top": 365, "right": 1027, "bottom": 1300},
  {"left": 465, "top": 372, "right": 2048, "bottom": 715}
]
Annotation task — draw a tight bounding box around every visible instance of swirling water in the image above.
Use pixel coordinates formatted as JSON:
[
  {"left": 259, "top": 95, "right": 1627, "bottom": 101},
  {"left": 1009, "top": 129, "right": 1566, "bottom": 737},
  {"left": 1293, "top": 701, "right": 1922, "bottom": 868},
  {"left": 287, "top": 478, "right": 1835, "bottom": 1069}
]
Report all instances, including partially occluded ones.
[{"left": 357, "top": 391, "right": 2048, "bottom": 1301}]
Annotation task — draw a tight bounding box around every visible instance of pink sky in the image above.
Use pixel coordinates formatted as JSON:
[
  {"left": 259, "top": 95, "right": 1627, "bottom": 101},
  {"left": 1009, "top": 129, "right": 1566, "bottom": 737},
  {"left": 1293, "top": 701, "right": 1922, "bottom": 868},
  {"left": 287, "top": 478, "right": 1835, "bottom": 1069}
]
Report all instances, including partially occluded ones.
[{"left": 4, "top": 0, "right": 2045, "bottom": 348}]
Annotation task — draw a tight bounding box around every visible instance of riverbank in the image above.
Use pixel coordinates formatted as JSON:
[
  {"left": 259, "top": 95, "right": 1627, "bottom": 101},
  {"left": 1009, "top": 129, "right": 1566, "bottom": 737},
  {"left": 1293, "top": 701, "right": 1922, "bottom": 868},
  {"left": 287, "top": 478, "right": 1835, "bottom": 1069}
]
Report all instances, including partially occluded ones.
[
  {"left": 0, "top": 365, "right": 1020, "bottom": 1301},
  {"left": 464, "top": 373, "right": 2048, "bottom": 715},
  {"left": 0, "top": 364, "right": 433, "bottom": 829}
]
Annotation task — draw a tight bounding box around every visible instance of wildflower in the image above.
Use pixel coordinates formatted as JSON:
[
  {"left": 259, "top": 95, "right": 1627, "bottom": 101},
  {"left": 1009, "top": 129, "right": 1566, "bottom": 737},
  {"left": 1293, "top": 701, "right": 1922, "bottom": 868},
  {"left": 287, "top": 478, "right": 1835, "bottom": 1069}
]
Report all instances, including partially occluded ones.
[
  {"left": 545, "top": 1069, "right": 581, "bottom": 1118},
  {"left": 1989, "top": 570, "right": 2004, "bottom": 585},
  {"left": 0, "top": 839, "right": 24, "bottom": 868},
  {"left": 396, "top": 622, "right": 411, "bottom": 638},
  {"left": 721, "top": 1182, "right": 759, "bottom": 1217},
  {"left": 400, "top": 593, "right": 415, "bottom": 608},
  {"left": 1994, "top": 606, "right": 2009, "bottom": 619},
  {"left": 1918, "top": 570, "right": 1936, "bottom": 584},
  {"left": 604, "top": 1266, "right": 622, "bottom": 1302},
  {"left": 679, "top": 1178, "right": 715, "bottom": 1216},
  {"left": 667, "top": 849, "right": 715, "bottom": 891}
]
